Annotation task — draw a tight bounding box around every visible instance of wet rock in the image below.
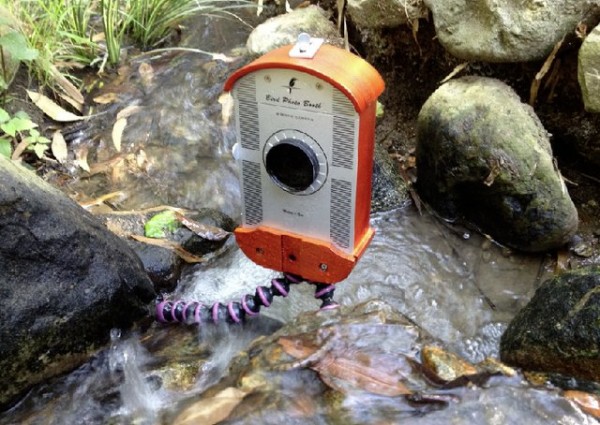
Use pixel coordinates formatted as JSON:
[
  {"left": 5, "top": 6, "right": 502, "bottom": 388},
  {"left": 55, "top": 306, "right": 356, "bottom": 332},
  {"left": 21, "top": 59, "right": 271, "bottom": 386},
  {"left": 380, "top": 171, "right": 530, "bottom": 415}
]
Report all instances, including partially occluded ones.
[
  {"left": 371, "top": 141, "right": 410, "bottom": 212},
  {"left": 129, "top": 241, "right": 182, "bottom": 292},
  {"left": 500, "top": 266, "right": 600, "bottom": 382},
  {"left": 0, "top": 157, "right": 155, "bottom": 409},
  {"left": 346, "top": 0, "right": 428, "bottom": 29},
  {"left": 421, "top": 345, "right": 478, "bottom": 386},
  {"left": 421, "top": 346, "right": 516, "bottom": 387},
  {"left": 246, "top": 5, "right": 344, "bottom": 56},
  {"left": 423, "top": 0, "right": 595, "bottom": 62},
  {"left": 579, "top": 23, "right": 600, "bottom": 113},
  {"left": 100, "top": 208, "right": 235, "bottom": 292},
  {"left": 188, "top": 300, "right": 462, "bottom": 423},
  {"left": 416, "top": 76, "right": 578, "bottom": 252},
  {"left": 476, "top": 357, "right": 517, "bottom": 378}
]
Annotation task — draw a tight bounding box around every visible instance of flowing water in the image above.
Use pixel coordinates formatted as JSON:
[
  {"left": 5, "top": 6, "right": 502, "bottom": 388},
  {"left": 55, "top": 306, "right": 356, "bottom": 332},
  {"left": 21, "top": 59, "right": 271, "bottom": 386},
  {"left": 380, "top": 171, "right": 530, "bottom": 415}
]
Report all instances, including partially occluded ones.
[{"left": 2, "top": 10, "right": 597, "bottom": 425}]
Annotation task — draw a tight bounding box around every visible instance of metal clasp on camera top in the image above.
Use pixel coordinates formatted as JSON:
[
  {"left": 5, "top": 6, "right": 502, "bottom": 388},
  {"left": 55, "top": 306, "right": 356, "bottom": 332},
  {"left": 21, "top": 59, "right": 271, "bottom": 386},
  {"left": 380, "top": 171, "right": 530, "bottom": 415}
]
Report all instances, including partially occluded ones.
[{"left": 289, "top": 33, "right": 324, "bottom": 59}]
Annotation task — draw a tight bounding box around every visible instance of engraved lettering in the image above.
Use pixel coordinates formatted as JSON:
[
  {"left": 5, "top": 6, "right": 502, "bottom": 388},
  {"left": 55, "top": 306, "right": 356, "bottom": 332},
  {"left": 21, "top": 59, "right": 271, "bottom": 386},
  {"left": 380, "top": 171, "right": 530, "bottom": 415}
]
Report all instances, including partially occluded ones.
[
  {"left": 303, "top": 100, "right": 322, "bottom": 109},
  {"left": 283, "top": 208, "right": 304, "bottom": 217},
  {"left": 283, "top": 96, "right": 301, "bottom": 106}
]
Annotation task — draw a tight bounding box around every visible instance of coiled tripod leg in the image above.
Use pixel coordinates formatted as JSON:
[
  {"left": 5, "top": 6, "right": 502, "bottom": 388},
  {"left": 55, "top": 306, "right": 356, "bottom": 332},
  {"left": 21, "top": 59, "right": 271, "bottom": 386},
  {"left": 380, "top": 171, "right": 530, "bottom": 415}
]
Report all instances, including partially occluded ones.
[
  {"left": 155, "top": 273, "right": 303, "bottom": 325},
  {"left": 314, "top": 283, "right": 339, "bottom": 310}
]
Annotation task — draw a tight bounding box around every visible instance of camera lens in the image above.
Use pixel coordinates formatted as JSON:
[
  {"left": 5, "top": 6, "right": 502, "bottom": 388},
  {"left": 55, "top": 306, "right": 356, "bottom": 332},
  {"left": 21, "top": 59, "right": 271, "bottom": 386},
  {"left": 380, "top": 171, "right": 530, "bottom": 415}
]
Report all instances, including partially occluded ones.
[{"left": 265, "top": 139, "right": 319, "bottom": 192}]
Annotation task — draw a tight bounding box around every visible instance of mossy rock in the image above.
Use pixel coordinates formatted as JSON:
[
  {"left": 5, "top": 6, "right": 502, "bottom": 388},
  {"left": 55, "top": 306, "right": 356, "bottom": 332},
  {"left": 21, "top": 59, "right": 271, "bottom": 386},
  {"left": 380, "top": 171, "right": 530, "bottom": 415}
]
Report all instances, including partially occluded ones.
[
  {"left": 500, "top": 266, "right": 600, "bottom": 382},
  {"left": 246, "top": 5, "right": 343, "bottom": 55},
  {"left": 0, "top": 156, "right": 155, "bottom": 408},
  {"left": 416, "top": 76, "right": 578, "bottom": 252},
  {"left": 578, "top": 23, "right": 600, "bottom": 113}
]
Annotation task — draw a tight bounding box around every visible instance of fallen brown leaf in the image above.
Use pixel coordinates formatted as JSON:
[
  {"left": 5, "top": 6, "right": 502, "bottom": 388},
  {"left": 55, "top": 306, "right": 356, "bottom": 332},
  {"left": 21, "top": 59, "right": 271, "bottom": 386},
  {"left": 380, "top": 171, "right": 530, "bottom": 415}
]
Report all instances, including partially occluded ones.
[
  {"left": 79, "top": 191, "right": 124, "bottom": 210},
  {"left": 51, "top": 131, "right": 68, "bottom": 163},
  {"left": 130, "top": 234, "right": 206, "bottom": 263},
  {"left": 440, "top": 62, "right": 469, "bottom": 85},
  {"left": 116, "top": 105, "right": 142, "bottom": 120},
  {"left": 112, "top": 117, "right": 127, "bottom": 152},
  {"left": 175, "top": 212, "right": 231, "bottom": 241},
  {"left": 278, "top": 336, "right": 411, "bottom": 397},
  {"left": 564, "top": 390, "right": 600, "bottom": 419},
  {"left": 27, "top": 90, "right": 84, "bottom": 122},
  {"left": 49, "top": 64, "right": 84, "bottom": 105},
  {"left": 314, "top": 355, "right": 412, "bottom": 396}
]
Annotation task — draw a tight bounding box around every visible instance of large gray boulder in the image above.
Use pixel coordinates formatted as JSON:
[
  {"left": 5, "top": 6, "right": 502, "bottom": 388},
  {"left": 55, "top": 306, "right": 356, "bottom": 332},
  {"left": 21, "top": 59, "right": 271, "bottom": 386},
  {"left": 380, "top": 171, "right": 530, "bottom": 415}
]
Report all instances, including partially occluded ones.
[
  {"left": 346, "top": 0, "right": 428, "bottom": 29},
  {"left": 416, "top": 76, "right": 578, "bottom": 252},
  {"left": 579, "top": 23, "right": 600, "bottom": 113},
  {"left": 246, "top": 5, "right": 343, "bottom": 55},
  {"left": 500, "top": 266, "right": 600, "bottom": 382},
  {"left": 423, "top": 0, "right": 596, "bottom": 62},
  {"left": 0, "top": 157, "right": 156, "bottom": 408}
]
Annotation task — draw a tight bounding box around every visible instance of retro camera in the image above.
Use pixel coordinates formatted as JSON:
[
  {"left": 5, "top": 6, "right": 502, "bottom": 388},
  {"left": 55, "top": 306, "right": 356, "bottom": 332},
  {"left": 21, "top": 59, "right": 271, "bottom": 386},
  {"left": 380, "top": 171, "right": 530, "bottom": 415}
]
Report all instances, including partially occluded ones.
[{"left": 224, "top": 35, "right": 384, "bottom": 283}]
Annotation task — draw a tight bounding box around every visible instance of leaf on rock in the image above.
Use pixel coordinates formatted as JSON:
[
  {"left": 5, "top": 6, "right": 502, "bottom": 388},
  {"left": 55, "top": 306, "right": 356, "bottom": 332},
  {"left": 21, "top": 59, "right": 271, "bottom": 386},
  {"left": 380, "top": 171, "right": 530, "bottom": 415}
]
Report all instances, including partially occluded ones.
[
  {"left": 314, "top": 355, "right": 413, "bottom": 397},
  {"left": 51, "top": 131, "right": 68, "bottom": 163},
  {"left": 145, "top": 210, "right": 181, "bottom": 238},
  {"left": 112, "top": 117, "right": 127, "bottom": 152},
  {"left": 440, "top": 62, "right": 468, "bottom": 85},
  {"left": 172, "top": 387, "right": 247, "bottom": 425},
  {"left": 278, "top": 336, "right": 412, "bottom": 397},
  {"left": 116, "top": 105, "right": 142, "bottom": 120},
  {"left": 26, "top": 90, "right": 84, "bottom": 122},
  {"left": 278, "top": 336, "right": 319, "bottom": 360},
  {"left": 175, "top": 212, "right": 231, "bottom": 241}
]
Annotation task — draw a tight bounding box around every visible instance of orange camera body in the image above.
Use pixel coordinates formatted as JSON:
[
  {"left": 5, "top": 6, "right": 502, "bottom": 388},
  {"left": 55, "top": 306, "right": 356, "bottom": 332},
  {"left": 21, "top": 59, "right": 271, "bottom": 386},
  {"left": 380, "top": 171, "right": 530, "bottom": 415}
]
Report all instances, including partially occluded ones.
[{"left": 224, "top": 40, "right": 384, "bottom": 284}]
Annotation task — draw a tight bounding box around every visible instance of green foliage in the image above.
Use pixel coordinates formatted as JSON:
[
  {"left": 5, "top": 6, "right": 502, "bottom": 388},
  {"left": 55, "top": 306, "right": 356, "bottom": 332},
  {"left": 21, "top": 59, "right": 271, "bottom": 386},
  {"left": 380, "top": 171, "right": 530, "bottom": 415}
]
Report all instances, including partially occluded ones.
[
  {"left": 24, "top": 128, "right": 51, "bottom": 158},
  {"left": 1, "top": 110, "right": 36, "bottom": 136},
  {"left": 101, "top": 0, "right": 127, "bottom": 66},
  {"left": 0, "top": 9, "right": 38, "bottom": 91},
  {"left": 0, "top": 137, "right": 9, "bottom": 158},
  {"left": 0, "top": 0, "right": 249, "bottom": 89},
  {"left": 145, "top": 210, "right": 181, "bottom": 238},
  {"left": 126, "top": 0, "right": 237, "bottom": 50},
  {"left": 0, "top": 32, "right": 37, "bottom": 62},
  {"left": 0, "top": 107, "right": 49, "bottom": 159}
]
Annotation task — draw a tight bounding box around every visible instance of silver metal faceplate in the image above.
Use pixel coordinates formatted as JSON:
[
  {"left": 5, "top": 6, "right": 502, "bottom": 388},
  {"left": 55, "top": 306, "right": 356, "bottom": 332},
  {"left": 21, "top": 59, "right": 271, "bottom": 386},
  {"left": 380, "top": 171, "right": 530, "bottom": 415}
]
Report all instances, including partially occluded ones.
[{"left": 233, "top": 69, "right": 359, "bottom": 253}]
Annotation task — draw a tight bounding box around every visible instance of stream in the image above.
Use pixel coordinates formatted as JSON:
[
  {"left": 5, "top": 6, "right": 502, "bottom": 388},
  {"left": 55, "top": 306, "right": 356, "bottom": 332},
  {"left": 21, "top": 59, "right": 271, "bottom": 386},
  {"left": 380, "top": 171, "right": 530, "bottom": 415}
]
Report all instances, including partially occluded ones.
[{"left": 2, "top": 9, "right": 597, "bottom": 425}]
